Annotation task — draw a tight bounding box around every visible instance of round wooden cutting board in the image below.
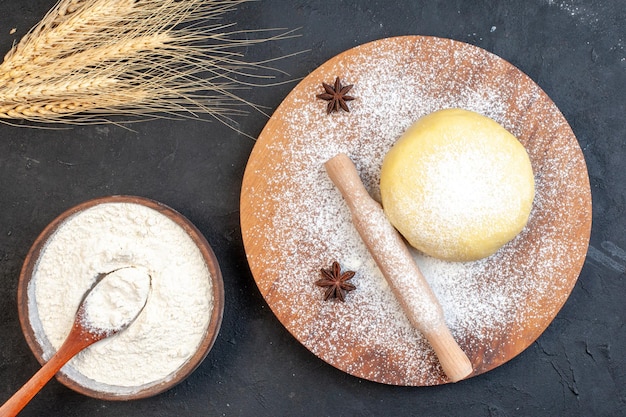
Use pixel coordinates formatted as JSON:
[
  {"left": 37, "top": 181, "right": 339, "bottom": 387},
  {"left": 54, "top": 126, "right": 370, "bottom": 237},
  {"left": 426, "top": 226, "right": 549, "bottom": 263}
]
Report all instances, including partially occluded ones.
[{"left": 240, "top": 36, "right": 592, "bottom": 386}]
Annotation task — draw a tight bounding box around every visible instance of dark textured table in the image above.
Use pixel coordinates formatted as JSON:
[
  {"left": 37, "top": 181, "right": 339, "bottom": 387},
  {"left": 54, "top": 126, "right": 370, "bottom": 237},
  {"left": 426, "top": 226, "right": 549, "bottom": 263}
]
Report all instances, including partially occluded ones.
[{"left": 0, "top": 1, "right": 624, "bottom": 416}]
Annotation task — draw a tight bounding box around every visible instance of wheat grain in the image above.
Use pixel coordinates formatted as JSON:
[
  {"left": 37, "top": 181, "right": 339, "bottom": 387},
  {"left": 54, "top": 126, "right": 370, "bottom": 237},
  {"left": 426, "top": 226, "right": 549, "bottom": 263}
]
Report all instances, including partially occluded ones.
[
  {"left": 0, "top": 0, "right": 297, "bottom": 128},
  {"left": 2, "top": 34, "right": 172, "bottom": 86},
  {"left": 4, "top": 1, "right": 137, "bottom": 69}
]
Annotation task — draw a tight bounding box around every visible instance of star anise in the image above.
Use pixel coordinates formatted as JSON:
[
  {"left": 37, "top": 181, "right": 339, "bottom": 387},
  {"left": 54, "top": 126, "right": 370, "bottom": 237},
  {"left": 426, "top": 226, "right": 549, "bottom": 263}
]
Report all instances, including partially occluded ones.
[
  {"left": 316, "top": 77, "right": 355, "bottom": 114},
  {"left": 315, "top": 261, "right": 356, "bottom": 302}
]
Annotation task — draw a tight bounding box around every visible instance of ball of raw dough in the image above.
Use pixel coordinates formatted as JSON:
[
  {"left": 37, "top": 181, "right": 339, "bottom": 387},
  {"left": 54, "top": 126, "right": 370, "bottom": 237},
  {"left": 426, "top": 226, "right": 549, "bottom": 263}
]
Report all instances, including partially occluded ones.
[{"left": 380, "top": 108, "right": 535, "bottom": 262}]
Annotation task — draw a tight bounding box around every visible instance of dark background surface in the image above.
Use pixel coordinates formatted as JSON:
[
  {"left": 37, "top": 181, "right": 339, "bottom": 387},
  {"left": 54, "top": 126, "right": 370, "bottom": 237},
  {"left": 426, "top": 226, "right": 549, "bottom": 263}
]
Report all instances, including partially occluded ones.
[{"left": 0, "top": 0, "right": 624, "bottom": 416}]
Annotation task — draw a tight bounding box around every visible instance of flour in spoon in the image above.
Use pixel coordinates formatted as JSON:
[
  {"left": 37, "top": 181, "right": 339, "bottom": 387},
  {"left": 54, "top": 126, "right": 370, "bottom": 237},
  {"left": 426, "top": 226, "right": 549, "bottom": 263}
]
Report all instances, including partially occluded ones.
[{"left": 81, "top": 267, "right": 151, "bottom": 334}]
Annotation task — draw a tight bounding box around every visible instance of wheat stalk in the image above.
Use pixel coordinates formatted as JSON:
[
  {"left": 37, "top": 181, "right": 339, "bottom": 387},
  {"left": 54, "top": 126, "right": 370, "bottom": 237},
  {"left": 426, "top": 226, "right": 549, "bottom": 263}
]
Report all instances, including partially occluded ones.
[{"left": 0, "top": 0, "right": 296, "bottom": 127}]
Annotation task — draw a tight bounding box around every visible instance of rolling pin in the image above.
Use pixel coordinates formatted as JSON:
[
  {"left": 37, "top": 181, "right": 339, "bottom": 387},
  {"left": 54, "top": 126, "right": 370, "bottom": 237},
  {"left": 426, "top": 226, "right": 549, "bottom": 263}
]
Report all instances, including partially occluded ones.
[{"left": 324, "top": 153, "right": 472, "bottom": 382}]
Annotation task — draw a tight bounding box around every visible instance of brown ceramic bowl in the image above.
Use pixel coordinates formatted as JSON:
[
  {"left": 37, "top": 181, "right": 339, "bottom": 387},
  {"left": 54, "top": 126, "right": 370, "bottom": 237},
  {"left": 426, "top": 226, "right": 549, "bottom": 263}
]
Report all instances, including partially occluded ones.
[{"left": 17, "top": 195, "right": 224, "bottom": 400}]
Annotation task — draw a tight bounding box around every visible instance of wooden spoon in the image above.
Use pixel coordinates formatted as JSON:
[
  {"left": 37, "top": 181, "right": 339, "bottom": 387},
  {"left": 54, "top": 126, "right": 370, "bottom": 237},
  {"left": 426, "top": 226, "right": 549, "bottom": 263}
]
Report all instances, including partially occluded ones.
[{"left": 0, "top": 267, "right": 150, "bottom": 417}]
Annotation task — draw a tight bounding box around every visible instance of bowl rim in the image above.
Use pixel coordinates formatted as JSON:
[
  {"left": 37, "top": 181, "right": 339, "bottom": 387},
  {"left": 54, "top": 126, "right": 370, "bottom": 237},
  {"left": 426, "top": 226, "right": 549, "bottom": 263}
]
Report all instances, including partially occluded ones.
[{"left": 17, "top": 195, "right": 225, "bottom": 401}]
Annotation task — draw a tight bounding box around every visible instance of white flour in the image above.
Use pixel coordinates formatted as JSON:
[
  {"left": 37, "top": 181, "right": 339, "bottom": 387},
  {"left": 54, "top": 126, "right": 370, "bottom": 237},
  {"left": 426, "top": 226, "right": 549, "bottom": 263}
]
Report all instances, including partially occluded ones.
[
  {"left": 81, "top": 267, "right": 151, "bottom": 334},
  {"left": 28, "top": 202, "right": 214, "bottom": 392}
]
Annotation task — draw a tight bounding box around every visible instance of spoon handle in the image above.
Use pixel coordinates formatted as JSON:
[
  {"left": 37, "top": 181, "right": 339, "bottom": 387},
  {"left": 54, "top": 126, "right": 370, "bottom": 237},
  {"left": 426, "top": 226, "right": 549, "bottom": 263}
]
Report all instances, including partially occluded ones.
[{"left": 0, "top": 328, "right": 93, "bottom": 417}]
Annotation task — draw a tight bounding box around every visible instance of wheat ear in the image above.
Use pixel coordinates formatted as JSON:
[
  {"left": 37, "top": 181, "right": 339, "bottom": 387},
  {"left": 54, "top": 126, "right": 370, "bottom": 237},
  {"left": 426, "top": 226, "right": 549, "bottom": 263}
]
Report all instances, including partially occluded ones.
[{"left": 0, "top": 0, "right": 296, "bottom": 127}]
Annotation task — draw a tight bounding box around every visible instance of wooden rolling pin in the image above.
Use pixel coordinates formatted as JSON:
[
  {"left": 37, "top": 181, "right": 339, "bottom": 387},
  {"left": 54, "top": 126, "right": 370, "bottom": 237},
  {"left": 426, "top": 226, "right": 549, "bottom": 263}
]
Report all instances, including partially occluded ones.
[{"left": 324, "top": 153, "right": 472, "bottom": 382}]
